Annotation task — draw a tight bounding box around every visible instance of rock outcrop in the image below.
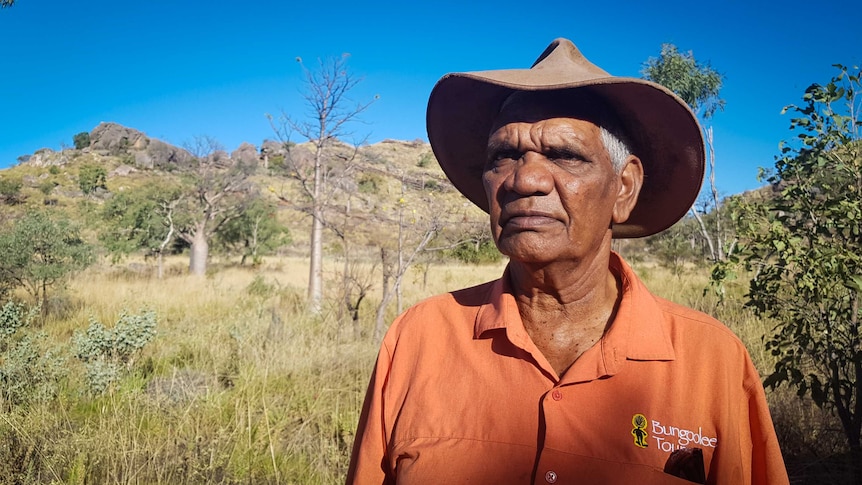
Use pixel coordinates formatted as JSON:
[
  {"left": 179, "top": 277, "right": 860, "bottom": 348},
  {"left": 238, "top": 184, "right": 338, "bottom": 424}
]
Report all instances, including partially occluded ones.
[{"left": 89, "top": 122, "right": 195, "bottom": 170}]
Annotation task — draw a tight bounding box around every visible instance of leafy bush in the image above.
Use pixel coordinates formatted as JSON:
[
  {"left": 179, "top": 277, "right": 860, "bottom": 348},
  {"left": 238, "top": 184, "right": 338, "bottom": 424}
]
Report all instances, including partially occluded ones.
[
  {"left": 417, "top": 152, "right": 435, "bottom": 168},
  {"left": 78, "top": 164, "right": 107, "bottom": 194},
  {"left": 0, "top": 302, "right": 66, "bottom": 408},
  {"left": 357, "top": 173, "right": 383, "bottom": 194},
  {"left": 72, "top": 309, "right": 157, "bottom": 394},
  {"left": 0, "top": 176, "right": 23, "bottom": 204},
  {"left": 37, "top": 179, "right": 55, "bottom": 196}
]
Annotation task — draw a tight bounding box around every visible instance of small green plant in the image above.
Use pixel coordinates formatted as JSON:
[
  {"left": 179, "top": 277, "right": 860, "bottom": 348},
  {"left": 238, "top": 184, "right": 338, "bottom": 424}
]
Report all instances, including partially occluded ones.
[
  {"left": 357, "top": 173, "right": 382, "bottom": 194},
  {"left": 0, "top": 302, "right": 66, "bottom": 408},
  {"left": 37, "top": 179, "right": 55, "bottom": 196},
  {"left": 72, "top": 309, "right": 157, "bottom": 394},
  {"left": 48, "top": 165, "right": 60, "bottom": 175},
  {"left": 417, "top": 152, "right": 435, "bottom": 168},
  {"left": 0, "top": 176, "right": 22, "bottom": 204}
]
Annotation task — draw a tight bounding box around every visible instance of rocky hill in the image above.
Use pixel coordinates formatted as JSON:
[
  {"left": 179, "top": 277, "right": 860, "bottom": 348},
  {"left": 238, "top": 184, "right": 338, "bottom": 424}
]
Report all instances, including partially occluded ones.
[{"left": 0, "top": 122, "right": 489, "bottom": 263}]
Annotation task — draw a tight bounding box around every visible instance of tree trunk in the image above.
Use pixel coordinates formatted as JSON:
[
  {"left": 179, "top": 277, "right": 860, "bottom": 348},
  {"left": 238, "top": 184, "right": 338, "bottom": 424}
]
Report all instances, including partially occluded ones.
[
  {"left": 189, "top": 230, "right": 209, "bottom": 276},
  {"left": 157, "top": 252, "right": 164, "bottom": 279},
  {"left": 690, "top": 207, "right": 717, "bottom": 262},
  {"left": 705, "top": 127, "right": 724, "bottom": 261},
  {"left": 374, "top": 248, "right": 392, "bottom": 342},
  {"left": 308, "top": 206, "right": 324, "bottom": 313},
  {"left": 308, "top": 146, "right": 324, "bottom": 313}
]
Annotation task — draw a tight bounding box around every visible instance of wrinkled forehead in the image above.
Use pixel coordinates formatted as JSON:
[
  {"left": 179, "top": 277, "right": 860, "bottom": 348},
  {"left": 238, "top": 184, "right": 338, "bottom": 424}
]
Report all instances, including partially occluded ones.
[{"left": 490, "top": 89, "right": 617, "bottom": 134}]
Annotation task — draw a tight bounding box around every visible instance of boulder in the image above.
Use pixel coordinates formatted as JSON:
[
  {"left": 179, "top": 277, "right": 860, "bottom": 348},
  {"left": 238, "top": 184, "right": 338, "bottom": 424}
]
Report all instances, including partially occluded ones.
[
  {"left": 90, "top": 122, "right": 148, "bottom": 153},
  {"left": 139, "top": 138, "right": 194, "bottom": 171},
  {"left": 231, "top": 142, "right": 259, "bottom": 166}
]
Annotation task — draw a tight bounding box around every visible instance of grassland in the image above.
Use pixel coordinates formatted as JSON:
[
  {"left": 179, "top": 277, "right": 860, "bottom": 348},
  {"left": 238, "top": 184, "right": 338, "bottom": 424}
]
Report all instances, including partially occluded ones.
[{"left": 0, "top": 254, "right": 851, "bottom": 484}]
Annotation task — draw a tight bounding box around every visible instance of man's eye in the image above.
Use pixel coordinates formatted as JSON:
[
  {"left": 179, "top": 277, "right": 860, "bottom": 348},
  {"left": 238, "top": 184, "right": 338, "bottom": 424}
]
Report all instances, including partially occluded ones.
[
  {"left": 548, "top": 149, "right": 587, "bottom": 166},
  {"left": 548, "top": 149, "right": 581, "bottom": 161},
  {"left": 487, "top": 151, "right": 519, "bottom": 168}
]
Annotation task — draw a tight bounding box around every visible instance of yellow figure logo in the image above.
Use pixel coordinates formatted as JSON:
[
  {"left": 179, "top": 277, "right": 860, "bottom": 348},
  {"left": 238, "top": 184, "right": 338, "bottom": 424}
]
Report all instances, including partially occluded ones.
[{"left": 631, "top": 414, "right": 649, "bottom": 448}]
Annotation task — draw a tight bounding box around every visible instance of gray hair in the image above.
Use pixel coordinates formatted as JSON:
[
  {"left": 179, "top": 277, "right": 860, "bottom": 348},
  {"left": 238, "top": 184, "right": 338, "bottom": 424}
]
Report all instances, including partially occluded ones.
[{"left": 600, "top": 126, "right": 632, "bottom": 173}]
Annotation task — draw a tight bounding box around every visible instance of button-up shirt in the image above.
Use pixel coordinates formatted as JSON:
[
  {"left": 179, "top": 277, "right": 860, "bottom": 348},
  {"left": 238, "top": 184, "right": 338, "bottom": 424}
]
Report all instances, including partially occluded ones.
[{"left": 347, "top": 253, "right": 789, "bottom": 484}]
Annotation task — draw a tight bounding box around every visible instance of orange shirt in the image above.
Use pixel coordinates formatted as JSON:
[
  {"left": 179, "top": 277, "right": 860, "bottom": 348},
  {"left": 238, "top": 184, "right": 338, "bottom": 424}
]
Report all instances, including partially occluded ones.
[{"left": 348, "top": 253, "right": 789, "bottom": 484}]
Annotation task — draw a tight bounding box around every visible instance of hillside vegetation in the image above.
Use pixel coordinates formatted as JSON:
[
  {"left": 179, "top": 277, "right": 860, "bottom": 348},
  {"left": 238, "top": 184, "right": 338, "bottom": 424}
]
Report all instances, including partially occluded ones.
[{"left": 0, "top": 122, "right": 854, "bottom": 484}]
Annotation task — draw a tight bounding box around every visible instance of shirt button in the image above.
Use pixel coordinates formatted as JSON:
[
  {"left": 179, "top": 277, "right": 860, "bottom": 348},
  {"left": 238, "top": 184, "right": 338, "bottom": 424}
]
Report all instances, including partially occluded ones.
[
  {"left": 545, "top": 470, "right": 558, "bottom": 483},
  {"left": 551, "top": 389, "right": 563, "bottom": 401}
]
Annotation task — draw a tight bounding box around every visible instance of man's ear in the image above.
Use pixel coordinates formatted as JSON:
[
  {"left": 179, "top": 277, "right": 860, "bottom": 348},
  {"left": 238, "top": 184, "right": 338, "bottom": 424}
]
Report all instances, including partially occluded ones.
[{"left": 613, "top": 155, "right": 644, "bottom": 224}]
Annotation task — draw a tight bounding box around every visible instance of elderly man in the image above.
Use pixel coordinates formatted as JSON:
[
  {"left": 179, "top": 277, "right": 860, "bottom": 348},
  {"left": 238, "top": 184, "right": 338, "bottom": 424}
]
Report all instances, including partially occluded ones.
[{"left": 347, "top": 39, "right": 789, "bottom": 484}]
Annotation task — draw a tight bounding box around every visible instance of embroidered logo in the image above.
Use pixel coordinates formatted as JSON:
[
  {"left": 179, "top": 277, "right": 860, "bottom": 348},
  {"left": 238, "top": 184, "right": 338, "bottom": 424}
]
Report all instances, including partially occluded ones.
[{"left": 631, "top": 413, "right": 649, "bottom": 448}]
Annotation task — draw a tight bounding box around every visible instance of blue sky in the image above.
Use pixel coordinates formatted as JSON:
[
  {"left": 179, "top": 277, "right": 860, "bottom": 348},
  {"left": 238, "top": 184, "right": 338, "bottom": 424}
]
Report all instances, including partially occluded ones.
[{"left": 1, "top": 0, "right": 859, "bottom": 197}]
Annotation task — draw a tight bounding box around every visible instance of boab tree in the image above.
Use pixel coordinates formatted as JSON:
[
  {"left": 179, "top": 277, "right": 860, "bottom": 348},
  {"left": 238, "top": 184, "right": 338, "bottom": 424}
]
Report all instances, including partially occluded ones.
[
  {"left": 268, "top": 54, "right": 376, "bottom": 313},
  {"left": 178, "top": 136, "right": 256, "bottom": 276}
]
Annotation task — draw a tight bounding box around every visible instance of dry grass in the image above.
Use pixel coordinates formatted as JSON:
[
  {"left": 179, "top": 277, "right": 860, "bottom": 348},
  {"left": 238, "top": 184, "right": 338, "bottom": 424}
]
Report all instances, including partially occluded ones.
[
  {"left": 0, "top": 255, "right": 505, "bottom": 484},
  {"left": 0, "top": 255, "right": 848, "bottom": 484}
]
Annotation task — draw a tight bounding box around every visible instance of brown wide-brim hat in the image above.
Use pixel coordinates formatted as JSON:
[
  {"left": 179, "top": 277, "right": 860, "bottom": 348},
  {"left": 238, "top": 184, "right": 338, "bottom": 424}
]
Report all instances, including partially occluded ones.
[{"left": 426, "top": 38, "right": 705, "bottom": 238}]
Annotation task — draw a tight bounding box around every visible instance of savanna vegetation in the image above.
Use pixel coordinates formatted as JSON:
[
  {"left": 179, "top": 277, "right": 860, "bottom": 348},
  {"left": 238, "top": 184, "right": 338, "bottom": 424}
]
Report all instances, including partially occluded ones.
[{"left": 0, "top": 49, "right": 858, "bottom": 484}]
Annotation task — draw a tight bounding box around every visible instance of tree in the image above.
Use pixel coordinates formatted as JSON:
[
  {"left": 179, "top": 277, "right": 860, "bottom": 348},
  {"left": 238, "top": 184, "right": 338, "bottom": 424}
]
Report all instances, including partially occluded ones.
[
  {"left": 100, "top": 183, "right": 183, "bottom": 278},
  {"left": 268, "top": 54, "right": 376, "bottom": 313},
  {"left": 729, "top": 64, "right": 862, "bottom": 479},
  {"left": 0, "top": 0, "right": 15, "bottom": 8},
  {"left": 78, "top": 164, "right": 107, "bottom": 195},
  {"left": 215, "top": 196, "right": 291, "bottom": 266},
  {"left": 0, "top": 212, "right": 93, "bottom": 314},
  {"left": 73, "top": 132, "right": 90, "bottom": 150},
  {"left": 642, "top": 44, "right": 728, "bottom": 262},
  {"left": 176, "top": 136, "right": 256, "bottom": 276}
]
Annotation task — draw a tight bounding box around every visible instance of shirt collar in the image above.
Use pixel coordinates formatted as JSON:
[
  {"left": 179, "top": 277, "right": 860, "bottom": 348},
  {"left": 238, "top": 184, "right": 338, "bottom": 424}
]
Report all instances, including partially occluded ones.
[{"left": 473, "top": 252, "right": 675, "bottom": 371}]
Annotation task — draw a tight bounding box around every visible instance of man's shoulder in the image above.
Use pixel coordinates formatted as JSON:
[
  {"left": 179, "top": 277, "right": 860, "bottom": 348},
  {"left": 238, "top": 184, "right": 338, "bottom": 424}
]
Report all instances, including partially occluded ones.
[
  {"left": 650, "top": 294, "right": 753, "bottom": 359},
  {"left": 386, "top": 279, "right": 499, "bottom": 336}
]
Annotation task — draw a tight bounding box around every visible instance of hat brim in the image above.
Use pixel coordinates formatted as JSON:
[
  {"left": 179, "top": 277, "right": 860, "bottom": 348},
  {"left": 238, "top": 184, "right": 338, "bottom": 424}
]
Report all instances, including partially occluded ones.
[{"left": 426, "top": 71, "right": 705, "bottom": 238}]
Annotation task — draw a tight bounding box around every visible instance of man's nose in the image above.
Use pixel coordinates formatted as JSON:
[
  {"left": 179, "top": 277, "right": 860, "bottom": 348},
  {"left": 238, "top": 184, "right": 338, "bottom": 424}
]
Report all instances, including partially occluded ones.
[{"left": 505, "top": 152, "right": 554, "bottom": 196}]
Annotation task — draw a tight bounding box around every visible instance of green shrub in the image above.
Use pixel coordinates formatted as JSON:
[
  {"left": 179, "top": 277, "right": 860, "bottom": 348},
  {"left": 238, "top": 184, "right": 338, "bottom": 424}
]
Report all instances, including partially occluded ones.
[
  {"left": 358, "top": 173, "right": 383, "bottom": 194},
  {"left": 37, "top": 179, "right": 55, "bottom": 196},
  {"left": 417, "top": 152, "right": 435, "bottom": 168},
  {"left": 72, "top": 309, "right": 157, "bottom": 394},
  {"left": 0, "top": 176, "right": 22, "bottom": 202},
  {"left": 48, "top": 165, "right": 60, "bottom": 175},
  {"left": 78, "top": 164, "right": 107, "bottom": 194},
  {"left": 0, "top": 302, "right": 66, "bottom": 408}
]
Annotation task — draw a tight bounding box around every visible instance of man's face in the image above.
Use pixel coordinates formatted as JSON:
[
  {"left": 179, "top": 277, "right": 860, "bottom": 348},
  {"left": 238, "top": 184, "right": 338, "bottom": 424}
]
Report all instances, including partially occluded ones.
[{"left": 483, "top": 93, "right": 640, "bottom": 265}]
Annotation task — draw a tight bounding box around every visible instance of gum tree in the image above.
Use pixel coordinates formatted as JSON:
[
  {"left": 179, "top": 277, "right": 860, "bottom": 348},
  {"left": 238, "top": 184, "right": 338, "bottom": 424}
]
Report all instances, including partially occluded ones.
[{"left": 642, "top": 44, "right": 728, "bottom": 262}]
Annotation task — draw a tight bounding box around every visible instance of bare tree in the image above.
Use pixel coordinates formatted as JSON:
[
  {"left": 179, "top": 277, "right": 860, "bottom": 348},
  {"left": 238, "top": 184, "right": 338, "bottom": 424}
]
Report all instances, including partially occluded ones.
[
  {"left": 177, "top": 135, "right": 256, "bottom": 276},
  {"left": 269, "top": 54, "right": 376, "bottom": 312},
  {"left": 371, "top": 191, "right": 451, "bottom": 342}
]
